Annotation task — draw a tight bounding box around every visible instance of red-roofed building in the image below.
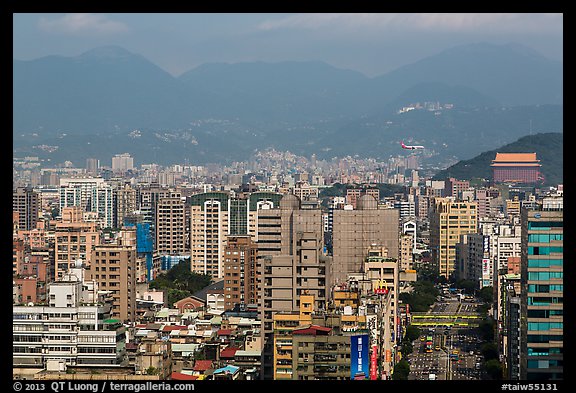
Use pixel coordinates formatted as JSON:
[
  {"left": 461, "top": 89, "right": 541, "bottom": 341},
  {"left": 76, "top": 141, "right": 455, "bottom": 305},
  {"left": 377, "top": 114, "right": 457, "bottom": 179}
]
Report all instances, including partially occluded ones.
[
  {"left": 193, "top": 360, "right": 213, "bottom": 372},
  {"left": 174, "top": 296, "right": 205, "bottom": 313},
  {"left": 217, "top": 328, "right": 234, "bottom": 342},
  {"left": 170, "top": 371, "right": 199, "bottom": 380},
  {"left": 220, "top": 346, "right": 239, "bottom": 360},
  {"left": 292, "top": 325, "right": 332, "bottom": 336},
  {"left": 161, "top": 325, "right": 188, "bottom": 332},
  {"left": 491, "top": 152, "right": 541, "bottom": 184}
]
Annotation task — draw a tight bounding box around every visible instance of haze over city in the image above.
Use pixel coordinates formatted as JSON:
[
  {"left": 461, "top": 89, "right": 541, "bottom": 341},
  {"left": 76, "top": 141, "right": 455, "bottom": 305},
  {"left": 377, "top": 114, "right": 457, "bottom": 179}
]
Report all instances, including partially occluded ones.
[
  {"left": 13, "top": 13, "right": 563, "bottom": 77},
  {"left": 12, "top": 12, "right": 564, "bottom": 385}
]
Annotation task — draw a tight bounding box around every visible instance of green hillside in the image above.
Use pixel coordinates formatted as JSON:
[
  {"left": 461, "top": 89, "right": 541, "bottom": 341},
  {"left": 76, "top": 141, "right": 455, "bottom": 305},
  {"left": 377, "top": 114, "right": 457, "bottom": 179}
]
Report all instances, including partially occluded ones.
[{"left": 432, "top": 133, "right": 563, "bottom": 187}]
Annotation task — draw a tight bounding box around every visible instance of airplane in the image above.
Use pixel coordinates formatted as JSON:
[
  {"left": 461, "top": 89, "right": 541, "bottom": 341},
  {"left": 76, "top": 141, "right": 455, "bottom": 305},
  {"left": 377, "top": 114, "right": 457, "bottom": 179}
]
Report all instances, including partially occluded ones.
[{"left": 401, "top": 141, "right": 425, "bottom": 150}]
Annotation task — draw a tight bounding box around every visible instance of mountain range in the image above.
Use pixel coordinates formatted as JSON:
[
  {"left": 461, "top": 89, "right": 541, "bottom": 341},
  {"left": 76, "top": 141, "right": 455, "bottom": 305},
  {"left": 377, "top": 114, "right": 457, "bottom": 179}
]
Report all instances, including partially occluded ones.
[{"left": 13, "top": 42, "right": 563, "bottom": 167}]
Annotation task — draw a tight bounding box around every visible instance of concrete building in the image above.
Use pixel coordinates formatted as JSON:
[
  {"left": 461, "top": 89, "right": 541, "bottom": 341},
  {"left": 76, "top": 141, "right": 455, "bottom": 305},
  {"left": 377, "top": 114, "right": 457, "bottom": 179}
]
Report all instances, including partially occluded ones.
[
  {"left": 272, "top": 294, "right": 366, "bottom": 380},
  {"left": 223, "top": 235, "right": 259, "bottom": 311},
  {"left": 256, "top": 194, "right": 326, "bottom": 380},
  {"left": 135, "top": 183, "right": 175, "bottom": 246},
  {"left": 13, "top": 186, "right": 40, "bottom": 231},
  {"left": 111, "top": 153, "right": 134, "bottom": 173},
  {"left": 455, "top": 233, "right": 489, "bottom": 287},
  {"left": 331, "top": 194, "right": 399, "bottom": 288},
  {"left": 519, "top": 198, "right": 563, "bottom": 380},
  {"left": 495, "top": 272, "right": 522, "bottom": 380},
  {"left": 444, "top": 178, "right": 470, "bottom": 199},
  {"left": 13, "top": 261, "right": 127, "bottom": 377},
  {"left": 156, "top": 196, "right": 187, "bottom": 256},
  {"left": 189, "top": 191, "right": 282, "bottom": 279},
  {"left": 429, "top": 197, "right": 478, "bottom": 279},
  {"left": 54, "top": 207, "right": 100, "bottom": 280},
  {"left": 89, "top": 229, "right": 137, "bottom": 323},
  {"left": 114, "top": 184, "right": 137, "bottom": 229},
  {"left": 85, "top": 158, "right": 100, "bottom": 175},
  {"left": 345, "top": 187, "right": 379, "bottom": 210}
]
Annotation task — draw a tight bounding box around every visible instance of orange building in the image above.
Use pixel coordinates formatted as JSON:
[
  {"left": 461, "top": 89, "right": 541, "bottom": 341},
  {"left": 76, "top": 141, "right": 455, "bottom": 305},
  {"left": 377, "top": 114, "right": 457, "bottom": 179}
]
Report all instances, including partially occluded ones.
[{"left": 491, "top": 153, "right": 541, "bottom": 184}]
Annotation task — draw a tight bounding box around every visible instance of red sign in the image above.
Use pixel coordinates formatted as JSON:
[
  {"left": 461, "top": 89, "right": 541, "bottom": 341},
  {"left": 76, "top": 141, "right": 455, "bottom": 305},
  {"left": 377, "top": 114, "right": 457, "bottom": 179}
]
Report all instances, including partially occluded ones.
[
  {"left": 370, "top": 345, "right": 378, "bottom": 380},
  {"left": 374, "top": 288, "right": 389, "bottom": 295}
]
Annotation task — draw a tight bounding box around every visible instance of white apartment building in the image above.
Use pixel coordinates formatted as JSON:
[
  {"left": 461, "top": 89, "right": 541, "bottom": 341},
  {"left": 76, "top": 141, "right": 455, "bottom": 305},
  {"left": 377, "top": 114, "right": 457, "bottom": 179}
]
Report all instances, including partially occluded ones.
[{"left": 13, "top": 261, "right": 127, "bottom": 373}]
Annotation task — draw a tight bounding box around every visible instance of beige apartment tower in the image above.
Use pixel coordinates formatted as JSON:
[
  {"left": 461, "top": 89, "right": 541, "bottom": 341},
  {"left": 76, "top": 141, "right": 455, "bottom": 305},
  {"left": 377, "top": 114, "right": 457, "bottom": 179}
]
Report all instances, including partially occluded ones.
[
  {"left": 331, "top": 194, "right": 399, "bottom": 288},
  {"left": 156, "top": 196, "right": 187, "bottom": 256},
  {"left": 89, "top": 229, "right": 137, "bottom": 323},
  {"left": 429, "top": 197, "right": 478, "bottom": 279},
  {"left": 257, "top": 194, "right": 327, "bottom": 380},
  {"left": 54, "top": 206, "right": 100, "bottom": 280}
]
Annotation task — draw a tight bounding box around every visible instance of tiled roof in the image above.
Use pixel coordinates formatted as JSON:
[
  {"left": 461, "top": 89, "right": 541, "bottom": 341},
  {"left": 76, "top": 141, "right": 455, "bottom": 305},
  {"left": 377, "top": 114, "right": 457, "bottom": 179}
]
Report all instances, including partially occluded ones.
[
  {"left": 193, "top": 360, "right": 213, "bottom": 371},
  {"left": 492, "top": 152, "right": 539, "bottom": 163},
  {"left": 292, "top": 325, "right": 332, "bottom": 336},
  {"left": 219, "top": 346, "right": 239, "bottom": 358},
  {"left": 171, "top": 372, "right": 199, "bottom": 380},
  {"left": 161, "top": 325, "right": 188, "bottom": 332}
]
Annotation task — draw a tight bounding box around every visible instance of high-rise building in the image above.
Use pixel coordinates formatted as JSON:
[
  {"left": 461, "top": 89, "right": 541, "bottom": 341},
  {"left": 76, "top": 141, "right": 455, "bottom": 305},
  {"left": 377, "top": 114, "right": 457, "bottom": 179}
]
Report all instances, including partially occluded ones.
[
  {"left": 156, "top": 196, "right": 187, "bottom": 256},
  {"left": 345, "top": 187, "right": 379, "bottom": 210},
  {"left": 429, "top": 197, "right": 478, "bottom": 279},
  {"left": 59, "top": 177, "right": 114, "bottom": 228},
  {"left": 86, "top": 158, "right": 100, "bottom": 175},
  {"left": 444, "top": 177, "right": 470, "bottom": 199},
  {"left": 13, "top": 186, "right": 40, "bottom": 231},
  {"left": 223, "top": 235, "right": 258, "bottom": 310},
  {"left": 111, "top": 153, "right": 134, "bottom": 173},
  {"left": 89, "top": 229, "right": 137, "bottom": 323},
  {"left": 135, "top": 183, "right": 175, "bottom": 245},
  {"left": 519, "top": 197, "right": 563, "bottom": 380},
  {"left": 331, "top": 194, "right": 399, "bottom": 288},
  {"left": 114, "top": 184, "right": 137, "bottom": 229},
  {"left": 54, "top": 207, "right": 100, "bottom": 280},
  {"left": 189, "top": 191, "right": 282, "bottom": 279},
  {"left": 256, "top": 194, "right": 326, "bottom": 380}
]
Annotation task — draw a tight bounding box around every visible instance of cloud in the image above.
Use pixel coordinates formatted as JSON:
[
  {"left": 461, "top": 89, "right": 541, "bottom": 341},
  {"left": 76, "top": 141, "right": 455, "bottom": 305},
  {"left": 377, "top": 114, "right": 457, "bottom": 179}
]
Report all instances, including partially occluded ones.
[
  {"left": 258, "top": 13, "right": 563, "bottom": 34},
  {"left": 38, "top": 13, "right": 129, "bottom": 35}
]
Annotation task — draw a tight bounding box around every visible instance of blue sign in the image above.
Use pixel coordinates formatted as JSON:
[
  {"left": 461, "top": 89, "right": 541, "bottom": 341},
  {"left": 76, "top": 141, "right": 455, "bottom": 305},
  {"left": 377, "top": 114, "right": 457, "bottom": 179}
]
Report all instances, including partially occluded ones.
[{"left": 350, "top": 334, "right": 369, "bottom": 380}]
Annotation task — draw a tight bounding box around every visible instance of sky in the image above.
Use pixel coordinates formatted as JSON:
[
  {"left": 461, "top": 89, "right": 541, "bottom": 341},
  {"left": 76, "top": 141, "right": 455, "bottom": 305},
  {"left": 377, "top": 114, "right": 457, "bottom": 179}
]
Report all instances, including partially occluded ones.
[{"left": 13, "top": 13, "right": 563, "bottom": 77}]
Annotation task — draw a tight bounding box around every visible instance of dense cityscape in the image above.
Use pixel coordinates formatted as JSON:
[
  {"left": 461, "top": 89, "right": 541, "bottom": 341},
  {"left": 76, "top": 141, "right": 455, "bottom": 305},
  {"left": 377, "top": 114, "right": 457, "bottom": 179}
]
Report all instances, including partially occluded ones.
[
  {"left": 12, "top": 148, "right": 563, "bottom": 381},
  {"left": 12, "top": 12, "right": 563, "bottom": 387}
]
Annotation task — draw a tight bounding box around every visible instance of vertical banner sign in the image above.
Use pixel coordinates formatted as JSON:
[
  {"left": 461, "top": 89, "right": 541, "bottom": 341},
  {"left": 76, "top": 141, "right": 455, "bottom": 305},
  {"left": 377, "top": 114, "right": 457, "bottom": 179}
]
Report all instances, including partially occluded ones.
[
  {"left": 385, "top": 349, "right": 391, "bottom": 363},
  {"left": 370, "top": 344, "right": 378, "bottom": 380},
  {"left": 350, "top": 334, "right": 369, "bottom": 380}
]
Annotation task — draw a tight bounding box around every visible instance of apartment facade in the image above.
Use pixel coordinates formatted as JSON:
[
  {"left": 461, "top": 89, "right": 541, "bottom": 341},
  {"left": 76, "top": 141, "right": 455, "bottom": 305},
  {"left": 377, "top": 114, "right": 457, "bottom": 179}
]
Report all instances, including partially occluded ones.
[
  {"left": 331, "top": 194, "right": 399, "bottom": 288},
  {"left": 520, "top": 198, "right": 563, "bottom": 380},
  {"left": 429, "top": 197, "right": 478, "bottom": 279}
]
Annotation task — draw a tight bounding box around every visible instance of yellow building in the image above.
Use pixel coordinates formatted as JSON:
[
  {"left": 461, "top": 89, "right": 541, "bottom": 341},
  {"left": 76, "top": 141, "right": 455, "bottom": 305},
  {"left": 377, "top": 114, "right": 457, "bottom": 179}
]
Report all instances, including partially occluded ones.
[{"left": 429, "top": 197, "right": 478, "bottom": 278}]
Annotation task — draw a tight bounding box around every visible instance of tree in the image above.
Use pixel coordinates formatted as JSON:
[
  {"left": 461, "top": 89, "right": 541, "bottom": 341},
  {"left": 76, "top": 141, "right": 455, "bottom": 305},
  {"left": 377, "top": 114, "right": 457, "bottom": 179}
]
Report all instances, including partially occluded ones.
[
  {"left": 400, "top": 340, "right": 413, "bottom": 358},
  {"left": 405, "top": 325, "right": 421, "bottom": 342},
  {"left": 149, "top": 258, "right": 212, "bottom": 305},
  {"left": 392, "top": 359, "right": 410, "bottom": 380},
  {"left": 484, "top": 359, "right": 503, "bottom": 380},
  {"left": 478, "top": 286, "right": 494, "bottom": 303},
  {"left": 479, "top": 318, "right": 495, "bottom": 341},
  {"left": 481, "top": 342, "right": 499, "bottom": 361}
]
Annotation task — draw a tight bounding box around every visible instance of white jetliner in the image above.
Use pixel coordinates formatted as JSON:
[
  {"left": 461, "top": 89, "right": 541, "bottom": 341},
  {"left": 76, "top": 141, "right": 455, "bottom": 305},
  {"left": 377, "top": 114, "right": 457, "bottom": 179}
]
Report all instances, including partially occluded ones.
[{"left": 401, "top": 141, "right": 425, "bottom": 150}]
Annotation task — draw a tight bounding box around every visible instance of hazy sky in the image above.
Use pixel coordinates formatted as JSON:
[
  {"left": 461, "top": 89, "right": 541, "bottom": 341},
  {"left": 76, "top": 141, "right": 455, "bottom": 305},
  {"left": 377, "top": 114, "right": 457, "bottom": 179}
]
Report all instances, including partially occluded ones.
[{"left": 13, "top": 13, "right": 563, "bottom": 77}]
